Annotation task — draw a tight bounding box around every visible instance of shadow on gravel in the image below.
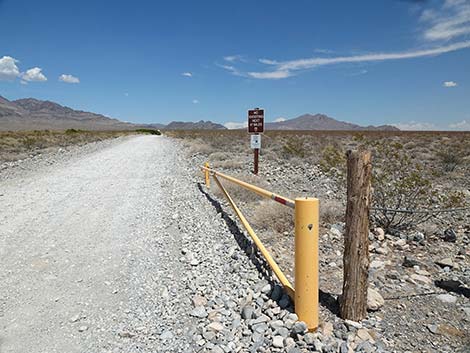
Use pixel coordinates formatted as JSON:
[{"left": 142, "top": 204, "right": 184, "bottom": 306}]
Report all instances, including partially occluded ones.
[{"left": 198, "top": 182, "right": 341, "bottom": 317}]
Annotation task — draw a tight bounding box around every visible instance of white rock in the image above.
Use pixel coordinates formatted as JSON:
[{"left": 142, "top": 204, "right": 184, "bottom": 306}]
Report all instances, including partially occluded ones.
[
  {"left": 367, "top": 288, "right": 385, "bottom": 311},
  {"left": 272, "top": 335, "right": 284, "bottom": 348},
  {"left": 436, "top": 294, "right": 457, "bottom": 304}
]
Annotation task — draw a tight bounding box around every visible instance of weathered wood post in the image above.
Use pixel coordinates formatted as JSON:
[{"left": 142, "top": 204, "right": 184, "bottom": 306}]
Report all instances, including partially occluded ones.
[{"left": 340, "top": 150, "right": 372, "bottom": 321}]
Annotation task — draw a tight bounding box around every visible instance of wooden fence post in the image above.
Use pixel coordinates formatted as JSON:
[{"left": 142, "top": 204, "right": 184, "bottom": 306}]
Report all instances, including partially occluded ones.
[{"left": 340, "top": 150, "right": 372, "bottom": 321}]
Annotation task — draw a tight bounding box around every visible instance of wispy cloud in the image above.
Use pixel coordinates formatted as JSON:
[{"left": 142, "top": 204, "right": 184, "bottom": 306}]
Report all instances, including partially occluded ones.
[
  {"left": 248, "top": 41, "right": 470, "bottom": 79},
  {"left": 421, "top": 0, "right": 470, "bottom": 41},
  {"left": 274, "top": 117, "right": 287, "bottom": 122},
  {"left": 182, "top": 72, "right": 192, "bottom": 77},
  {"left": 219, "top": 1, "right": 470, "bottom": 80},
  {"left": 21, "top": 67, "right": 47, "bottom": 83},
  {"left": 224, "top": 121, "right": 247, "bottom": 129},
  {"left": 443, "top": 80, "right": 457, "bottom": 87},
  {"left": 59, "top": 74, "right": 80, "bottom": 83},
  {"left": 218, "top": 63, "right": 245, "bottom": 77},
  {"left": 224, "top": 55, "right": 245, "bottom": 63},
  {"left": 192, "top": 99, "right": 199, "bottom": 104}
]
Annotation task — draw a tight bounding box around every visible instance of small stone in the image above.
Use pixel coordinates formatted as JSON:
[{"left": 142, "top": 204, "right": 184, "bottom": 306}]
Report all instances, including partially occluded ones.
[
  {"left": 410, "top": 273, "right": 432, "bottom": 285},
  {"left": 272, "top": 335, "right": 284, "bottom": 348},
  {"left": 436, "top": 294, "right": 457, "bottom": 304},
  {"left": 412, "top": 231, "right": 425, "bottom": 242},
  {"left": 427, "top": 324, "right": 438, "bottom": 334},
  {"left": 241, "top": 306, "right": 254, "bottom": 320},
  {"left": 160, "top": 330, "right": 173, "bottom": 340},
  {"left": 207, "top": 322, "right": 224, "bottom": 332},
  {"left": 78, "top": 325, "right": 88, "bottom": 332},
  {"left": 292, "top": 321, "right": 308, "bottom": 334},
  {"left": 322, "top": 322, "right": 334, "bottom": 337},
  {"left": 344, "top": 319, "right": 362, "bottom": 329},
  {"left": 303, "top": 332, "right": 316, "bottom": 345},
  {"left": 261, "top": 283, "right": 271, "bottom": 294},
  {"left": 443, "top": 228, "right": 457, "bottom": 242},
  {"left": 313, "top": 338, "right": 324, "bottom": 351},
  {"left": 374, "top": 227, "right": 385, "bottom": 241},
  {"left": 356, "top": 328, "right": 373, "bottom": 341},
  {"left": 190, "top": 258, "right": 199, "bottom": 266},
  {"left": 190, "top": 306, "right": 208, "bottom": 318},
  {"left": 403, "top": 256, "right": 420, "bottom": 268},
  {"left": 279, "top": 294, "right": 291, "bottom": 309},
  {"left": 370, "top": 260, "right": 385, "bottom": 269},
  {"left": 192, "top": 294, "right": 207, "bottom": 307},
  {"left": 367, "top": 288, "right": 385, "bottom": 311},
  {"left": 436, "top": 258, "right": 453, "bottom": 268},
  {"left": 271, "top": 285, "right": 283, "bottom": 301}
]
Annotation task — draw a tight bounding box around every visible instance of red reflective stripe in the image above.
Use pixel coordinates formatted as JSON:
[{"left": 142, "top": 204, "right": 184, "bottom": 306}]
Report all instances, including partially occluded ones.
[{"left": 273, "top": 196, "right": 287, "bottom": 205}]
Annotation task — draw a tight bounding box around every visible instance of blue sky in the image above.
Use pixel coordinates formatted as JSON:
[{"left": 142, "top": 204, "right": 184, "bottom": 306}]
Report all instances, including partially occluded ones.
[{"left": 0, "top": 0, "right": 469, "bottom": 130}]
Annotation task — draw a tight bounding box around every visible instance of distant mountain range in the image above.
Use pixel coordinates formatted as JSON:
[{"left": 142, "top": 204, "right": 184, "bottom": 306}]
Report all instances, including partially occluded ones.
[
  {"left": 266, "top": 114, "right": 399, "bottom": 131},
  {"left": 0, "top": 96, "right": 222, "bottom": 131},
  {"left": 0, "top": 96, "right": 399, "bottom": 131}
]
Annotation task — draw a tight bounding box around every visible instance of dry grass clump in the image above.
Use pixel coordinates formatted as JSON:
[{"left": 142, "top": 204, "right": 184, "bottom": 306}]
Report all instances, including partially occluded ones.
[
  {"left": 320, "top": 198, "right": 345, "bottom": 225},
  {"left": 251, "top": 200, "right": 294, "bottom": 234}
]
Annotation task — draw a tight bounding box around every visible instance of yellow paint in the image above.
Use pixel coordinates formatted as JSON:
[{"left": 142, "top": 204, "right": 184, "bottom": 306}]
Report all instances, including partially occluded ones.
[
  {"left": 212, "top": 175, "right": 295, "bottom": 299},
  {"left": 295, "top": 197, "right": 319, "bottom": 331},
  {"left": 204, "top": 162, "right": 210, "bottom": 188}
]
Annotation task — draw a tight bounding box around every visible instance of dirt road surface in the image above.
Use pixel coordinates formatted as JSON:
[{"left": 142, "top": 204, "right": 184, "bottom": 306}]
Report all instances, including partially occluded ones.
[{"left": 1, "top": 135, "right": 233, "bottom": 352}]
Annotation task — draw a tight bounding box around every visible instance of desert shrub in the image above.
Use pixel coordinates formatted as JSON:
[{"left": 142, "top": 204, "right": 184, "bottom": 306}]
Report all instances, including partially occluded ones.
[
  {"left": 319, "top": 144, "right": 346, "bottom": 177},
  {"left": 135, "top": 128, "right": 161, "bottom": 135},
  {"left": 369, "top": 141, "right": 468, "bottom": 232},
  {"left": 436, "top": 148, "right": 464, "bottom": 172},
  {"left": 281, "top": 136, "right": 307, "bottom": 158},
  {"left": 65, "top": 128, "right": 84, "bottom": 134}
]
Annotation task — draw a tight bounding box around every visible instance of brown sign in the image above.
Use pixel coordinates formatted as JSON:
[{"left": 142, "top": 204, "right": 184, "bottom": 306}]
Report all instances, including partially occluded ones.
[{"left": 248, "top": 109, "right": 264, "bottom": 133}]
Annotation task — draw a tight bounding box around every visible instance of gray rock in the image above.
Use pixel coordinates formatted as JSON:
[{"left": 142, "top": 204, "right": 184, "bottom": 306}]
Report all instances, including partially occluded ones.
[
  {"left": 241, "top": 306, "right": 254, "bottom": 320},
  {"left": 271, "top": 285, "right": 283, "bottom": 301},
  {"left": 190, "top": 306, "right": 208, "bottom": 318},
  {"left": 160, "top": 330, "right": 174, "bottom": 340},
  {"left": 292, "top": 321, "right": 308, "bottom": 334}
]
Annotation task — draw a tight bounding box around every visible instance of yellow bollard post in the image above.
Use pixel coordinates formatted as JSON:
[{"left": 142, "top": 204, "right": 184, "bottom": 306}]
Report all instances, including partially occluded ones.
[
  {"left": 295, "top": 197, "right": 319, "bottom": 331},
  {"left": 204, "top": 162, "right": 210, "bottom": 188}
]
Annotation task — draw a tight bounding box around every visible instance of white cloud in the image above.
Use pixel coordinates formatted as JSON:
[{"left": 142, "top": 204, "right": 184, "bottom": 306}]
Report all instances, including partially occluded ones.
[
  {"left": 449, "top": 120, "right": 470, "bottom": 130},
  {"left": 274, "top": 117, "right": 286, "bottom": 122},
  {"left": 21, "top": 67, "right": 47, "bottom": 82},
  {"left": 124, "top": 92, "right": 129, "bottom": 97},
  {"left": 248, "top": 70, "right": 292, "bottom": 79},
  {"left": 392, "top": 121, "right": 438, "bottom": 131},
  {"left": 224, "top": 55, "right": 244, "bottom": 62},
  {"left": 59, "top": 74, "right": 80, "bottom": 83},
  {"left": 443, "top": 81, "right": 457, "bottom": 87},
  {"left": 192, "top": 99, "right": 199, "bottom": 104},
  {"left": 421, "top": 0, "right": 470, "bottom": 42},
  {"left": 0, "top": 56, "right": 20, "bottom": 80},
  {"left": 182, "top": 72, "right": 192, "bottom": 77},
  {"left": 224, "top": 121, "right": 247, "bottom": 129}
]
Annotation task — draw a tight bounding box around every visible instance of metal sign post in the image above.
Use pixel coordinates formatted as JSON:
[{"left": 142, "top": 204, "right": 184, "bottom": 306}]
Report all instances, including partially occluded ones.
[{"left": 248, "top": 108, "right": 264, "bottom": 175}]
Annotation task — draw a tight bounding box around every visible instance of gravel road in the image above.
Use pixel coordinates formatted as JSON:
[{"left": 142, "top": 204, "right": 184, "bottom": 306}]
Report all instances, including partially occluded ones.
[{"left": 1, "top": 135, "right": 210, "bottom": 352}]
